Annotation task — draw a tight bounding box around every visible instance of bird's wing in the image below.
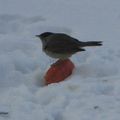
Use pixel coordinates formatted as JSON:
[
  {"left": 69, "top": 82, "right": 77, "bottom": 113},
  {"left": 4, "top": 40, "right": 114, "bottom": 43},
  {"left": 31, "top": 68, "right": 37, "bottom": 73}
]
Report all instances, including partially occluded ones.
[{"left": 45, "top": 34, "right": 85, "bottom": 54}]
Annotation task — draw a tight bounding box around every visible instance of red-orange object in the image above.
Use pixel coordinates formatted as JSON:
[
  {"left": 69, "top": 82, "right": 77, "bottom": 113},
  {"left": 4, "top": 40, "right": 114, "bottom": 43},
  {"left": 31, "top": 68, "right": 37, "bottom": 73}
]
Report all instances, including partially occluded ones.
[{"left": 45, "top": 59, "right": 75, "bottom": 85}]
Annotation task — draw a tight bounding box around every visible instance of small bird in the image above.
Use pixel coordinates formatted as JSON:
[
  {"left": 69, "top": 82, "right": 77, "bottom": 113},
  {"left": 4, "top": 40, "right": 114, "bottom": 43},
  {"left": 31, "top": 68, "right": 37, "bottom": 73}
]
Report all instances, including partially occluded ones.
[{"left": 36, "top": 32, "right": 102, "bottom": 59}]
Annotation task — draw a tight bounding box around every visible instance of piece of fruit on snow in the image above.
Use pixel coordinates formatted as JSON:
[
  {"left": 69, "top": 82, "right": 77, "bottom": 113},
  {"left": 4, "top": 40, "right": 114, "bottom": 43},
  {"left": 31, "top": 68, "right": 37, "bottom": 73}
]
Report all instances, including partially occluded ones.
[{"left": 45, "top": 59, "right": 75, "bottom": 85}]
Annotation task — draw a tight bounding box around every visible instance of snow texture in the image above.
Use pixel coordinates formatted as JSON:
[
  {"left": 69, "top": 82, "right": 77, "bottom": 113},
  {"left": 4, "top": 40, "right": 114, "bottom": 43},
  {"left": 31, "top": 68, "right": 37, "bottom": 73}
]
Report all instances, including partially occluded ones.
[{"left": 0, "top": 0, "right": 120, "bottom": 120}]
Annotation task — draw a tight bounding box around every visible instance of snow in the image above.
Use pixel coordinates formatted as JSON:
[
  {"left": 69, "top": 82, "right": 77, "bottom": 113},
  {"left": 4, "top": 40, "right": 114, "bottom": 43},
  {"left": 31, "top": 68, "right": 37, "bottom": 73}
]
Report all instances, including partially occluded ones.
[{"left": 0, "top": 0, "right": 120, "bottom": 120}]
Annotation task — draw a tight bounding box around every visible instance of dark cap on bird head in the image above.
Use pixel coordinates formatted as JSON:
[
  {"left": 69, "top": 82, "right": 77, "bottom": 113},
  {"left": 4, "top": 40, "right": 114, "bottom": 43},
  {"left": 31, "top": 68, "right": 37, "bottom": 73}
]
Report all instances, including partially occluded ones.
[{"left": 36, "top": 32, "right": 54, "bottom": 39}]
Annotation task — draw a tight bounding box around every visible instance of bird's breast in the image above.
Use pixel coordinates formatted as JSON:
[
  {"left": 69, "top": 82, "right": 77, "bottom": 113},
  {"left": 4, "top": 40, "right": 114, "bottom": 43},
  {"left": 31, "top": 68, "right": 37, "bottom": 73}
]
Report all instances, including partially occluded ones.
[{"left": 44, "top": 49, "right": 72, "bottom": 59}]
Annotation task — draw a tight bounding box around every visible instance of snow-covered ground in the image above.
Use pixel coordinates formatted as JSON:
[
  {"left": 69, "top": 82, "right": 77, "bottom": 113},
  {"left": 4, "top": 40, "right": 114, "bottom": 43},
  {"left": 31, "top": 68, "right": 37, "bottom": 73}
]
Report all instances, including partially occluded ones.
[{"left": 0, "top": 0, "right": 120, "bottom": 119}]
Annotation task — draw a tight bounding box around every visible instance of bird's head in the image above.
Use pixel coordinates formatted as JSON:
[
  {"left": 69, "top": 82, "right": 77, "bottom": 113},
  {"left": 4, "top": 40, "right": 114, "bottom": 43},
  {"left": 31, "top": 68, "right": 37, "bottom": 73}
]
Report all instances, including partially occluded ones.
[{"left": 36, "top": 32, "right": 54, "bottom": 40}]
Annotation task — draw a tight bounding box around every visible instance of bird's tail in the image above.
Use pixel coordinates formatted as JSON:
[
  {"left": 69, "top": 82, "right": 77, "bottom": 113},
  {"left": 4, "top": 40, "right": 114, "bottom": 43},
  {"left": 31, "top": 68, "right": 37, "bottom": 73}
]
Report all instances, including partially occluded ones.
[{"left": 80, "top": 41, "right": 102, "bottom": 47}]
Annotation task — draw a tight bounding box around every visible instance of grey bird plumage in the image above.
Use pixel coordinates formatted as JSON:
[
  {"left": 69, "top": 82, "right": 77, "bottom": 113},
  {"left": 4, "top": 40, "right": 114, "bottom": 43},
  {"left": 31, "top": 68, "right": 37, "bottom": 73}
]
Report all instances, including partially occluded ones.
[{"left": 36, "top": 32, "right": 102, "bottom": 59}]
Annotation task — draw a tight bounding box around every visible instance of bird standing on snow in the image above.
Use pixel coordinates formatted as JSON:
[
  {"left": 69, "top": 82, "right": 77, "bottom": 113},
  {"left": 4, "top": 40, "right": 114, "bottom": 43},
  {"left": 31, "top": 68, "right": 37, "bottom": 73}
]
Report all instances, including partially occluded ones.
[{"left": 36, "top": 32, "right": 102, "bottom": 59}]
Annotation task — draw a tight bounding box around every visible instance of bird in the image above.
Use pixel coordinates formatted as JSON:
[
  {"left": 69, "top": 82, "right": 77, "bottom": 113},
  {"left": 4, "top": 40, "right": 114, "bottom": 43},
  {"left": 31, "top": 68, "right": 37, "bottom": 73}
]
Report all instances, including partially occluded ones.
[{"left": 36, "top": 32, "right": 102, "bottom": 59}]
